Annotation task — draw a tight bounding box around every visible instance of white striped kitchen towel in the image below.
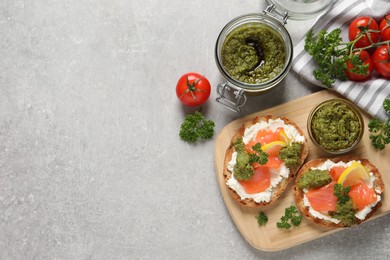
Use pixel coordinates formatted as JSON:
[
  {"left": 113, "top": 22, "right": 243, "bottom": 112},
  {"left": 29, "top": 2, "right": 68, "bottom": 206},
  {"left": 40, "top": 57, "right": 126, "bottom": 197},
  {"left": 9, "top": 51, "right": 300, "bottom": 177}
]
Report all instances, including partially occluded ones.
[{"left": 292, "top": 0, "right": 390, "bottom": 121}]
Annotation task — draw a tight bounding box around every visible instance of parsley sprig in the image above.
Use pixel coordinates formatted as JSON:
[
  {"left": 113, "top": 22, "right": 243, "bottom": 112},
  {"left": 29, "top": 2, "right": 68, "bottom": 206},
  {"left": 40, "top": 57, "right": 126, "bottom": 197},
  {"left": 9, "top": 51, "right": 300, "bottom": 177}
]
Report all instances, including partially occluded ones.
[
  {"left": 276, "top": 205, "right": 302, "bottom": 229},
  {"left": 368, "top": 99, "right": 390, "bottom": 150},
  {"left": 305, "top": 28, "right": 390, "bottom": 88},
  {"left": 179, "top": 111, "right": 215, "bottom": 143},
  {"left": 334, "top": 183, "right": 351, "bottom": 204},
  {"left": 305, "top": 29, "right": 349, "bottom": 87},
  {"left": 256, "top": 211, "right": 268, "bottom": 226},
  {"left": 248, "top": 143, "right": 268, "bottom": 165}
]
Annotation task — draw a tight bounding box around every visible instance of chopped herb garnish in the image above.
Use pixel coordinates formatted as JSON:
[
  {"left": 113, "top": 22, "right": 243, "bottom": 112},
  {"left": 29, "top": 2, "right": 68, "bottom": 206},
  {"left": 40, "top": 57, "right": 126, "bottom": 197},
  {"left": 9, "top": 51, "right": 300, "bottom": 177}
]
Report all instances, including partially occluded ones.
[
  {"left": 368, "top": 99, "right": 390, "bottom": 150},
  {"left": 276, "top": 205, "right": 302, "bottom": 229},
  {"left": 334, "top": 183, "right": 351, "bottom": 205},
  {"left": 256, "top": 211, "right": 268, "bottom": 226}
]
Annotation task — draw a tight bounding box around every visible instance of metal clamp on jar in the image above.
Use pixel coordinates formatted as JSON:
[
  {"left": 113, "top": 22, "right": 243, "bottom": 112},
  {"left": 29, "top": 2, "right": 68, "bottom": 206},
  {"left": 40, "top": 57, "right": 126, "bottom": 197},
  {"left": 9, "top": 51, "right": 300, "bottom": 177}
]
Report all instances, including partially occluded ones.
[{"left": 215, "top": 1, "right": 334, "bottom": 112}]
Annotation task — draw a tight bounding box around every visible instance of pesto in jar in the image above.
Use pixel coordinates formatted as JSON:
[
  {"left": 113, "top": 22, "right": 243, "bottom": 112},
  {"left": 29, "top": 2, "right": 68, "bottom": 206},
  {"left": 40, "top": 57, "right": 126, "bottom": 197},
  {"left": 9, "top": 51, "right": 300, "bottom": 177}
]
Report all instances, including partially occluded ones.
[
  {"left": 221, "top": 23, "right": 286, "bottom": 84},
  {"left": 310, "top": 100, "right": 362, "bottom": 151}
]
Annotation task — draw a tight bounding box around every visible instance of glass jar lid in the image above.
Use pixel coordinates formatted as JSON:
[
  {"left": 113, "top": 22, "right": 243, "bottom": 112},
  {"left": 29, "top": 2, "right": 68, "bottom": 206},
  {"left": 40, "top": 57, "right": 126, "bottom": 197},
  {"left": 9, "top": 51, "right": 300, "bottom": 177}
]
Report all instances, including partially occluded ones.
[{"left": 266, "top": 0, "right": 334, "bottom": 20}]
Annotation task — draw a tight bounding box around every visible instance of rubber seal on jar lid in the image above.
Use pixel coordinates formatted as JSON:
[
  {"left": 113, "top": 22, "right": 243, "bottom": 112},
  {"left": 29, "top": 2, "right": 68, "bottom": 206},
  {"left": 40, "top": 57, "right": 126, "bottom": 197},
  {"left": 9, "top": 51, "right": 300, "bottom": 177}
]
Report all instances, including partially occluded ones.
[{"left": 265, "top": 0, "right": 335, "bottom": 20}]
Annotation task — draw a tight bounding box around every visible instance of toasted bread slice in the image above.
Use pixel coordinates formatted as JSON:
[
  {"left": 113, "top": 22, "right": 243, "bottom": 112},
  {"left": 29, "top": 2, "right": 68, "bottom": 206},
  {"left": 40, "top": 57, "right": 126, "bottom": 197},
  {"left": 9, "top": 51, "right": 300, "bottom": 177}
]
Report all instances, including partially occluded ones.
[
  {"left": 293, "top": 157, "right": 384, "bottom": 228},
  {"left": 223, "top": 115, "right": 308, "bottom": 208}
]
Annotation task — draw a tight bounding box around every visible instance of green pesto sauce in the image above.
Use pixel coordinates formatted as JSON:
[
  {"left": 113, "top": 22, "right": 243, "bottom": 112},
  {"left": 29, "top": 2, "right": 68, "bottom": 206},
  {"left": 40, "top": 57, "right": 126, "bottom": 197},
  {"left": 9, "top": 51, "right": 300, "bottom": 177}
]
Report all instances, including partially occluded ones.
[
  {"left": 221, "top": 23, "right": 286, "bottom": 84},
  {"left": 297, "top": 169, "right": 332, "bottom": 190},
  {"left": 279, "top": 142, "right": 302, "bottom": 169},
  {"left": 311, "top": 101, "right": 361, "bottom": 150},
  {"left": 330, "top": 200, "right": 357, "bottom": 226},
  {"left": 232, "top": 138, "right": 254, "bottom": 181}
]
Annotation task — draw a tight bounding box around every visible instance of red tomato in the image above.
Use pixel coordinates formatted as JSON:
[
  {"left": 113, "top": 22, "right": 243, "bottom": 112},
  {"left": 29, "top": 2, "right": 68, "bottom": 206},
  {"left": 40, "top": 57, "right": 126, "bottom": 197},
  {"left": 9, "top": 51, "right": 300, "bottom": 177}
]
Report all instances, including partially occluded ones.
[
  {"left": 176, "top": 72, "right": 211, "bottom": 106},
  {"left": 372, "top": 45, "right": 390, "bottom": 79},
  {"left": 345, "top": 50, "right": 373, "bottom": 81},
  {"left": 379, "top": 14, "right": 390, "bottom": 41},
  {"left": 349, "top": 16, "right": 380, "bottom": 48}
]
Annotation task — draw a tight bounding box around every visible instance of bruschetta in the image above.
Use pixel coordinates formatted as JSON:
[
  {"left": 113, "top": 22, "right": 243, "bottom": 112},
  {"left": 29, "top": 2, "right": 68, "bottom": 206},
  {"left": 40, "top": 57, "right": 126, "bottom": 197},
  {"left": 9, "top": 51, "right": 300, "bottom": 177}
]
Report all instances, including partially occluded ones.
[
  {"left": 223, "top": 115, "right": 308, "bottom": 207},
  {"left": 293, "top": 157, "right": 384, "bottom": 227}
]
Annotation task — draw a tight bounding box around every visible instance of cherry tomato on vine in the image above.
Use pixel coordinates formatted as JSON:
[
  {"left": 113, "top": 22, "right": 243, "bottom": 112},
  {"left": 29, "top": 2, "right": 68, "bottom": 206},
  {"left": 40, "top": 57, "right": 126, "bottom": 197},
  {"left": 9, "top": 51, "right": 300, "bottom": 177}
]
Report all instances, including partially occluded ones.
[
  {"left": 345, "top": 50, "right": 373, "bottom": 81},
  {"left": 379, "top": 14, "right": 390, "bottom": 41},
  {"left": 349, "top": 16, "right": 380, "bottom": 48},
  {"left": 176, "top": 72, "right": 211, "bottom": 106},
  {"left": 372, "top": 45, "right": 390, "bottom": 79}
]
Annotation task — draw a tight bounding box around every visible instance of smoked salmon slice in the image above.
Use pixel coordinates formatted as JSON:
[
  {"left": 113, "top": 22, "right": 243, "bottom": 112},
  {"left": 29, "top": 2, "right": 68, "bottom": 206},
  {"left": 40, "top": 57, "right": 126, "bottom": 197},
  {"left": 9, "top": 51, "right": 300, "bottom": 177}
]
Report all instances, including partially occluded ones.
[
  {"left": 253, "top": 156, "right": 283, "bottom": 169},
  {"left": 329, "top": 166, "right": 346, "bottom": 181},
  {"left": 349, "top": 181, "right": 377, "bottom": 210},
  {"left": 245, "top": 127, "right": 286, "bottom": 154},
  {"left": 254, "top": 127, "right": 285, "bottom": 145},
  {"left": 240, "top": 154, "right": 282, "bottom": 194},
  {"left": 306, "top": 182, "right": 338, "bottom": 212},
  {"left": 238, "top": 166, "right": 271, "bottom": 194}
]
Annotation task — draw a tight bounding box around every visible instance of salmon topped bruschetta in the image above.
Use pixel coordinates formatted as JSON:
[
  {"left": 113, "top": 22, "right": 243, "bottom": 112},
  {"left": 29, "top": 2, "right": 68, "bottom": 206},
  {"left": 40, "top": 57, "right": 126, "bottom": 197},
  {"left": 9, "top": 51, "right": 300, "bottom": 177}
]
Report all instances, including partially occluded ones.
[
  {"left": 223, "top": 115, "right": 308, "bottom": 207},
  {"left": 293, "top": 157, "right": 384, "bottom": 227}
]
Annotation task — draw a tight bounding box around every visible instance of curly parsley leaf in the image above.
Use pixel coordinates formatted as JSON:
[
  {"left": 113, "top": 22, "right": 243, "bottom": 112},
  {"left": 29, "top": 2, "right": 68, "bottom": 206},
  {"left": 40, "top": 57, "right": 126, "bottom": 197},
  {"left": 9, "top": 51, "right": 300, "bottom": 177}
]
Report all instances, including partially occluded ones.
[
  {"left": 384, "top": 99, "right": 390, "bottom": 112},
  {"left": 334, "top": 183, "right": 351, "bottom": 204},
  {"left": 248, "top": 143, "right": 268, "bottom": 165},
  {"left": 256, "top": 211, "right": 268, "bottom": 226},
  {"left": 305, "top": 29, "right": 349, "bottom": 87},
  {"left": 252, "top": 142, "right": 262, "bottom": 152},
  {"left": 179, "top": 111, "right": 215, "bottom": 143},
  {"left": 276, "top": 205, "right": 302, "bottom": 229},
  {"left": 368, "top": 99, "right": 390, "bottom": 150}
]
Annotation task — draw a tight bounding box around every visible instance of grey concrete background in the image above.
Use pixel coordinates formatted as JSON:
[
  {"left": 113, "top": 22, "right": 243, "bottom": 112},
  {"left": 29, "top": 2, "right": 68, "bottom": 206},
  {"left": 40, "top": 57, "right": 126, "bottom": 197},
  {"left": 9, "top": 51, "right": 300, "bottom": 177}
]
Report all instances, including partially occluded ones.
[{"left": 1, "top": 0, "right": 389, "bottom": 259}]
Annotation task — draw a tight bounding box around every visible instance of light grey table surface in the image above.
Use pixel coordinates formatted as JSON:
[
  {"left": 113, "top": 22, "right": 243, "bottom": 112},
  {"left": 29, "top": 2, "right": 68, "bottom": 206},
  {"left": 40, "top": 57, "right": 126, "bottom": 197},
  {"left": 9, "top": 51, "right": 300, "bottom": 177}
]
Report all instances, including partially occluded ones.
[{"left": 1, "top": 0, "right": 390, "bottom": 259}]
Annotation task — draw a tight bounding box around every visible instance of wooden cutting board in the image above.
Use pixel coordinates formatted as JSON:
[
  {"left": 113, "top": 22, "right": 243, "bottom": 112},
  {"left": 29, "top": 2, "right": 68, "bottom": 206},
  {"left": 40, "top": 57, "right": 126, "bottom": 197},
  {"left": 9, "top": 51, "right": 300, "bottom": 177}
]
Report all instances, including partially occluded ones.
[{"left": 214, "top": 90, "right": 390, "bottom": 251}]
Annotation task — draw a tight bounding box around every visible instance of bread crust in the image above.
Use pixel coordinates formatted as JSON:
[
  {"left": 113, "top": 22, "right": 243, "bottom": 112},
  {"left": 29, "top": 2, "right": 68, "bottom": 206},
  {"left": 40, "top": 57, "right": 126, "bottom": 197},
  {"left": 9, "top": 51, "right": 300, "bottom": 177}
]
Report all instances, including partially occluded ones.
[
  {"left": 223, "top": 115, "right": 308, "bottom": 208},
  {"left": 293, "top": 157, "right": 385, "bottom": 228}
]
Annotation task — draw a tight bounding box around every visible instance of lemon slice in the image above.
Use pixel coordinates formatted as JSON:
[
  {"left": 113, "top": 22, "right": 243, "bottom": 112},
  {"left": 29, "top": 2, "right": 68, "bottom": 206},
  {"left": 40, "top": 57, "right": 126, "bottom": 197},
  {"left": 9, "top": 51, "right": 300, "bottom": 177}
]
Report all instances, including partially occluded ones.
[
  {"left": 261, "top": 141, "right": 287, "bottom": 152},
  {"left": 337, "top": 162, "right": 370, "bottom": 186},
  {"left": 279, "top": 129, "right": 290, "bottom": 145}
]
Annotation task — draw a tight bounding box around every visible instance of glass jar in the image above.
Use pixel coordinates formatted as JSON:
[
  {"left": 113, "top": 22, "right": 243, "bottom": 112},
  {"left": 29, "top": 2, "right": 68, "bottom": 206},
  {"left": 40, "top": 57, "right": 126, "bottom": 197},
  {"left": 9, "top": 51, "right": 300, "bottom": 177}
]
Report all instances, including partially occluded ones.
[
  {"left": 307, "top": 98, "right": 364, "bottom": 155},
  {"left": 215, "top": 6, "right": 293, "bottom": 112}
]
